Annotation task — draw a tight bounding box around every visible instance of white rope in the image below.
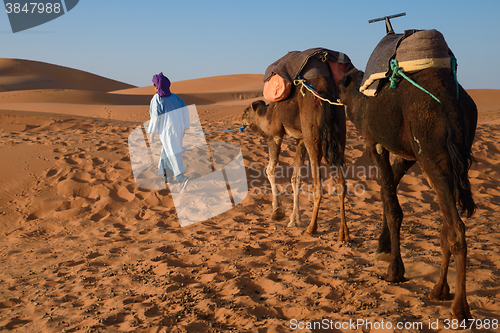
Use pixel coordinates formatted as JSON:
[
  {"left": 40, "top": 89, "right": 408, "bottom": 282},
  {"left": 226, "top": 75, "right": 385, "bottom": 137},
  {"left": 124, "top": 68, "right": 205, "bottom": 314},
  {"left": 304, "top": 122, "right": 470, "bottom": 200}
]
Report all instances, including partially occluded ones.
[{"left": 293, "top": 78, "right": 344, "bottom": 106}]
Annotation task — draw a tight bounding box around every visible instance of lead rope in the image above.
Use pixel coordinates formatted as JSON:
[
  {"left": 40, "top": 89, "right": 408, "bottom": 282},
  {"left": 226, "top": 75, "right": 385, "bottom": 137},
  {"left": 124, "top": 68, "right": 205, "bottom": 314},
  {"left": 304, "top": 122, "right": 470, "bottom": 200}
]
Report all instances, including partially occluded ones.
[
  {"left": 186, "top": 124, "right": 247, "bottom": 135},
  {"left": 293, "top": 77, "right": 344, "bottom": 106}
]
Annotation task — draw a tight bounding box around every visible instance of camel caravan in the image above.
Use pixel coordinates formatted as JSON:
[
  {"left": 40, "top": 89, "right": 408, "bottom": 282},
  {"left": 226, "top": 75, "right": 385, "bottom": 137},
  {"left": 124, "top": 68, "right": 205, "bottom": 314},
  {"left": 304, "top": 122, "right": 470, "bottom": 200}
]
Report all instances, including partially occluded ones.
[{"left": 242, "top": 14, "right": 477, "bottom": 321}]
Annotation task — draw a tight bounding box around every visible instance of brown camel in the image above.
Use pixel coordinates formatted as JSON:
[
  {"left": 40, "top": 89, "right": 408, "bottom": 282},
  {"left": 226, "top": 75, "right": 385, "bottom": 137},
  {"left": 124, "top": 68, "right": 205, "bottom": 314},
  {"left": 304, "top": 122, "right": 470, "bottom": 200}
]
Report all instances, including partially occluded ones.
[
  {"left": 338, "top": 67, "right": 477, "bottom": 320},
  {"left": 242, "top": 75, "right": 350, "bottom": 242}
]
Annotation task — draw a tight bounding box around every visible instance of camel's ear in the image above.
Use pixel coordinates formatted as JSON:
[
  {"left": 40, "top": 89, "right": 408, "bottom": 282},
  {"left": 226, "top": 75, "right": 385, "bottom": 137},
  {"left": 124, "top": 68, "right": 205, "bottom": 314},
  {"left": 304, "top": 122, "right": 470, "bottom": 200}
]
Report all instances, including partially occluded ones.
[
  {"left": 251, "top": 101, "right": 260, "bottom": 111},
  {"left": 251, "top": 100, "right": 267, "bottom": 115},
  {"left": 341, "top": 73, "right": 353, "bottom": 89}
]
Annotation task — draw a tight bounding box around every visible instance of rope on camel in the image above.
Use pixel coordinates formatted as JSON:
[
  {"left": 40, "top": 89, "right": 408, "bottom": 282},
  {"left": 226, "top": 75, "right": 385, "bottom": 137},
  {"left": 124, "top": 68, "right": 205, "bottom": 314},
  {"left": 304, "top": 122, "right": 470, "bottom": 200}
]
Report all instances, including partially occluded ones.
[
  {"left": 293, "top": 77, "right": 344, "bottom": 106},
  {"left": 389, "top": 59, "right": 441, "bottom": 104}
]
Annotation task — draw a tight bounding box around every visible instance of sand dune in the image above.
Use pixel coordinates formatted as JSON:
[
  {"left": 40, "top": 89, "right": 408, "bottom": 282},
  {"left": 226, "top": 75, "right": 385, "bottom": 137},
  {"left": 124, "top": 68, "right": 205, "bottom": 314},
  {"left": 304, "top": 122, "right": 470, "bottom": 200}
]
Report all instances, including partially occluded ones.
[
  {"left": 0, "top": 61, "right": 499, "bottom": 332},
  {"left": 113, "top": 74, "right": 264, "bottom": 95},
  {"left": 467, "top": 89, "right": 500, "bottom": 124},
  {"left": 0, "top": 89, "right": 151, "bottom": 105},
  {"left": 0, "top": 58, "right": 135, "bottom": 93}
]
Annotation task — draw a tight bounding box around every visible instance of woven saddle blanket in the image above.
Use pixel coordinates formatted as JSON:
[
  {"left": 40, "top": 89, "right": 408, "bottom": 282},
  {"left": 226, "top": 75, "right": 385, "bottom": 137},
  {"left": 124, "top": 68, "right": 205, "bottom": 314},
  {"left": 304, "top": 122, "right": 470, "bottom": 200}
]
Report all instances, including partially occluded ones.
[
  {"left": 264, "top": 47, "right": 353, "bottom": 84},
  {"left": 360, "top": 29, "right": 453, "bottom": 96}
]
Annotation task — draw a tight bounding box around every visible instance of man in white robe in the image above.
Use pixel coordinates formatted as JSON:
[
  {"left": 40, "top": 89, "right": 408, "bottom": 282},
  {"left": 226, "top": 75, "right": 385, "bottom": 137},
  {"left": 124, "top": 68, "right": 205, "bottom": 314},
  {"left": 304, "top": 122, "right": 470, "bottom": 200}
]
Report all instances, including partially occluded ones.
[{"left": 147, "top": 73, "right": 190, "bottom": 190}]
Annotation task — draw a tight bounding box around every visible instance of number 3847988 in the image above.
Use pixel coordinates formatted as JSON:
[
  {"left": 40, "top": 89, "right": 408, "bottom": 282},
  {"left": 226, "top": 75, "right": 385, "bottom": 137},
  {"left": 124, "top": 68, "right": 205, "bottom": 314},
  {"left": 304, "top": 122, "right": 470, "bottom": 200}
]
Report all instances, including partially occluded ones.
[{"left": 5, "top": 3, "right": 62, "bottom": 14}]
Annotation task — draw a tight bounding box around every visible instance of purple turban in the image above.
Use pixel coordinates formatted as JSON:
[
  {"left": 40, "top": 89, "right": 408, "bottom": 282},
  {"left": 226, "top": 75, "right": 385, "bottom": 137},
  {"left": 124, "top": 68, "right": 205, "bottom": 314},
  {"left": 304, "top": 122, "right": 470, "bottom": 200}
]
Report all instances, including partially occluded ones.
[{"left": 152, "top": 72, "right": 172, "bottom": 98}]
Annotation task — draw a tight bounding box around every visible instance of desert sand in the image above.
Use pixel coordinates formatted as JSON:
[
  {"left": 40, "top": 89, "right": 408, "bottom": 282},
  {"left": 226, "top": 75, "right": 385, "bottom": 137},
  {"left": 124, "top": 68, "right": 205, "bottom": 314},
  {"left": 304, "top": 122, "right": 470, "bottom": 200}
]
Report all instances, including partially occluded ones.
[{"left": 0, "top": 59, "right": 499, "bottom": 332}]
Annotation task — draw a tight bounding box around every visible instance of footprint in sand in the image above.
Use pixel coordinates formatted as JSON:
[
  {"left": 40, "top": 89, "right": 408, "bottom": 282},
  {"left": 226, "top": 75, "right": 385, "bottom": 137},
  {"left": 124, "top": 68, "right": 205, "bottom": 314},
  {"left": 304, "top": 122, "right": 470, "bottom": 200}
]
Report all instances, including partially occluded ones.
[
  {"left": 25, "top": 196, "right": 67, "bottom": 221},
  {"left": 113, "top": 161, "right": 130, "bottom": 170},
  {"left": 56, "top": 178, "right": 99, "bottom": 200},
  {"left": 64, "top": 156, "right": 82, "bottom": 165},
  {"left": 53, "top": 147, "right": 68, "bottom": 154},
  {"left": 90, "top": 208, "right": 110, "bottom": 222},
  {"left": 136, "top": 208, "right": 154, "bottom": 220},
  {"left": 46, "top": 168, "right": 60, "bottom": 177},
  {"left": 102, "top": 167, "right": 119, "bottom": 181},
  {"left": 86, "top": 252, "right": 102, "bottom": 259},
  {"left": 71, "top": 171, "right": 93, "bottom": 183},
  {"left": 56, "top": 197, "right": 88, "bottom": 212},
  {"left": 78, "top": 152, "right": 91, "bottom": 159},
  {"left": 109, "top": 247, "right": 121, "bottom": 253},
  {"left": 92, "top": 157, "right": 105, "bottom": 166},
  {"left": 110, "top": 185, "right": 135, "bottom": 203}
]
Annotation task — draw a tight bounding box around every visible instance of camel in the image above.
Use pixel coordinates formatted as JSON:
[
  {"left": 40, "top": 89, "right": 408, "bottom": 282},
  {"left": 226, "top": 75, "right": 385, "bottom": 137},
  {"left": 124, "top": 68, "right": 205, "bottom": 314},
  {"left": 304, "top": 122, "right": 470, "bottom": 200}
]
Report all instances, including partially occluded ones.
[
  {"left": 338, "top": 67, "right": 477, "bottom": 320},
  {"left": 242, "top": 75, "right": 350, "bottom": 242}
]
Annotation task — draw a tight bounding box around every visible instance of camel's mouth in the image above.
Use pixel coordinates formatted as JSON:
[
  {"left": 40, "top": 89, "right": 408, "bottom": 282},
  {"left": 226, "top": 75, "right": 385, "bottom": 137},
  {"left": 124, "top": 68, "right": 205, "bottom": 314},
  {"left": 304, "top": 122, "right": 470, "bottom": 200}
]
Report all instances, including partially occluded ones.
[{"left": 242, "top": 118, "right": 248, "bottom": 126}]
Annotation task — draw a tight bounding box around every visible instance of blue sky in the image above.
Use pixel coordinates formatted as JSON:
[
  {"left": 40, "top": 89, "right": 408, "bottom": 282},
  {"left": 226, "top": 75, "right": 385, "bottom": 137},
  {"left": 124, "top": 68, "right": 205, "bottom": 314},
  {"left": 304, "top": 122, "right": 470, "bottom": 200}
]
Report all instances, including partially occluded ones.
[{"left": 1, "top": 0, "right": 499, "bottom": 88}]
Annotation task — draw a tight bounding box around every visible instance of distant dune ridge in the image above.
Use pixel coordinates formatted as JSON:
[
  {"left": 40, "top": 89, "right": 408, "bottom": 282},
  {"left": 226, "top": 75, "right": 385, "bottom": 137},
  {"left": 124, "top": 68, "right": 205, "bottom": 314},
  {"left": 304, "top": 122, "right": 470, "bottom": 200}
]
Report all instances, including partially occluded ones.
[
  {"left": 0, "top": 58, "right": 499, "bottom": 332},
  {"left": 0, "top": 58, "right": 135, "bottom": 93}
]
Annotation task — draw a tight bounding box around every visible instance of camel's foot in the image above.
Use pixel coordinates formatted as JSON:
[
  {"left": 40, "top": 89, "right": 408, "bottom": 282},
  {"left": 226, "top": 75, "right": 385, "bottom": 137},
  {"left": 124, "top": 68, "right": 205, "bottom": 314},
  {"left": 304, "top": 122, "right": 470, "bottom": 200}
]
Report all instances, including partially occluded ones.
[
  {"left": 429, "top": 282, "right": 452, "bottom": 301},
  {"left": 384, "top": 272, "right": 406, "bottom": 283},
  {"left": 287, "top": 221, "right": 307, "bottom": 228},
  {"left": 384, "top": 259, "right": 406, "bottom": 283},
  {"left": 375, "top": 251, "right": 391, "bottom": 262},
  {"left": 451, "top": 298, "right": 472, "bottom": 321},
  {"left": 304, "top": 225, "right": 317, "bottom": 236},
  {"left": 337, "top": 238, "right": 350, "bottom": 243},
  {"left": 337, "top": 231, "right": 351, "bottom": 243},
  {"left": 271, "top": 207, "right": 285, "bottom": 221},
  {"left": 287, "top": 217, "right": 306, "bottom": 228}
]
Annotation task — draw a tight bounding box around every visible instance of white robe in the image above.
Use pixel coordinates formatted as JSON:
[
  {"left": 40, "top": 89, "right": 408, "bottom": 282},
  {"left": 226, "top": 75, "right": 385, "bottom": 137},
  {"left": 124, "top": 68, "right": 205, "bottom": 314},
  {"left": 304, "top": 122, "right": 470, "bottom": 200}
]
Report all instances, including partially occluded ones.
[{"left": 147, "top": 93, "right": 190, "bottom": 177}]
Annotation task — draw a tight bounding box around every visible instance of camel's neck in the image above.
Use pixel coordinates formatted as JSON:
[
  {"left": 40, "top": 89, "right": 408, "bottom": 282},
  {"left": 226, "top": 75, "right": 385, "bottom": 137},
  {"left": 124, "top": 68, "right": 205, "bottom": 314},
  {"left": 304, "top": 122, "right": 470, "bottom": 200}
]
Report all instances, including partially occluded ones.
[
  {"left": 257, "top": 104, "right": 280, "bottom": 138},
  {"left": 342, "top": 80, "right": 367, "bottom": 130}
]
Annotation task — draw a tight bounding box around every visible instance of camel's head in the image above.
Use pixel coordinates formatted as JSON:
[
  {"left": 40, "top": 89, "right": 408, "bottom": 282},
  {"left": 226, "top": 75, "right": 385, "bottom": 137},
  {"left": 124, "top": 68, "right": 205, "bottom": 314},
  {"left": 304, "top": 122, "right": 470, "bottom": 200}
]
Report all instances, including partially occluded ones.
[
  {"left": 242, "top": 100, "right": 267, "bottom": 127},
  {"left": 338, "top": 68, "right": 364, "bottom": 104}
]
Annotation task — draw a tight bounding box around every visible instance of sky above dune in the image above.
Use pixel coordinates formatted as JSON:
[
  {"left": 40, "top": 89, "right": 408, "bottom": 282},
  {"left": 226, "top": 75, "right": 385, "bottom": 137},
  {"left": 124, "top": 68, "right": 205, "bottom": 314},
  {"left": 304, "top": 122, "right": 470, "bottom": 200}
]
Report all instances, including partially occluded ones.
[{"left": 1, "top": 0, "right": 499, "bottom": 89}]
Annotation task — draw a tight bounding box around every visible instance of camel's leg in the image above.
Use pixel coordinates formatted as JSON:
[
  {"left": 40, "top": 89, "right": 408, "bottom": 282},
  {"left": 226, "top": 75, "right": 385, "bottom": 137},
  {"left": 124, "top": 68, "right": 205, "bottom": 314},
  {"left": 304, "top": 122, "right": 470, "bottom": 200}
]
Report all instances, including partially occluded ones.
[
  {"left": 288, "top": 140, "right": 307, "bottom": 228},
  {"left": 267, "top": 136, "right": 285, "bottom": 221},
  {"left": 368, "top": 145, "right": 405, "bottom": 282},
  {"left": 336, "top": 170, "right": 350, "bottom": 242},
  {"left": 376, "top": 156, "right": 416, "bottom": 260},
  {"left": 288, "top": 95, "right": 322, "bottom": 235},
  {"left": 429, "top": 224, "right": 452, "bottom": 300},
  {"left": 303, "top": 139, "right": 322, "bottom": 236},
  {"left": 421, "top": 160, "right": 471, "bottom": 320}
]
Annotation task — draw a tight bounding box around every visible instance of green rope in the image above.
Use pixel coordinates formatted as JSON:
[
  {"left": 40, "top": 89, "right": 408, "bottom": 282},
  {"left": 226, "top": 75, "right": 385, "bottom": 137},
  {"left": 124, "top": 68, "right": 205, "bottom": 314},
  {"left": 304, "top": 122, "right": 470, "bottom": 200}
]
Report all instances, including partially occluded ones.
[
  {"left": 390, "top": 59, "right": 441, "bottom": 104},
  {"left": 389, "top": 64, "right": 399, "bottom": 89}
]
